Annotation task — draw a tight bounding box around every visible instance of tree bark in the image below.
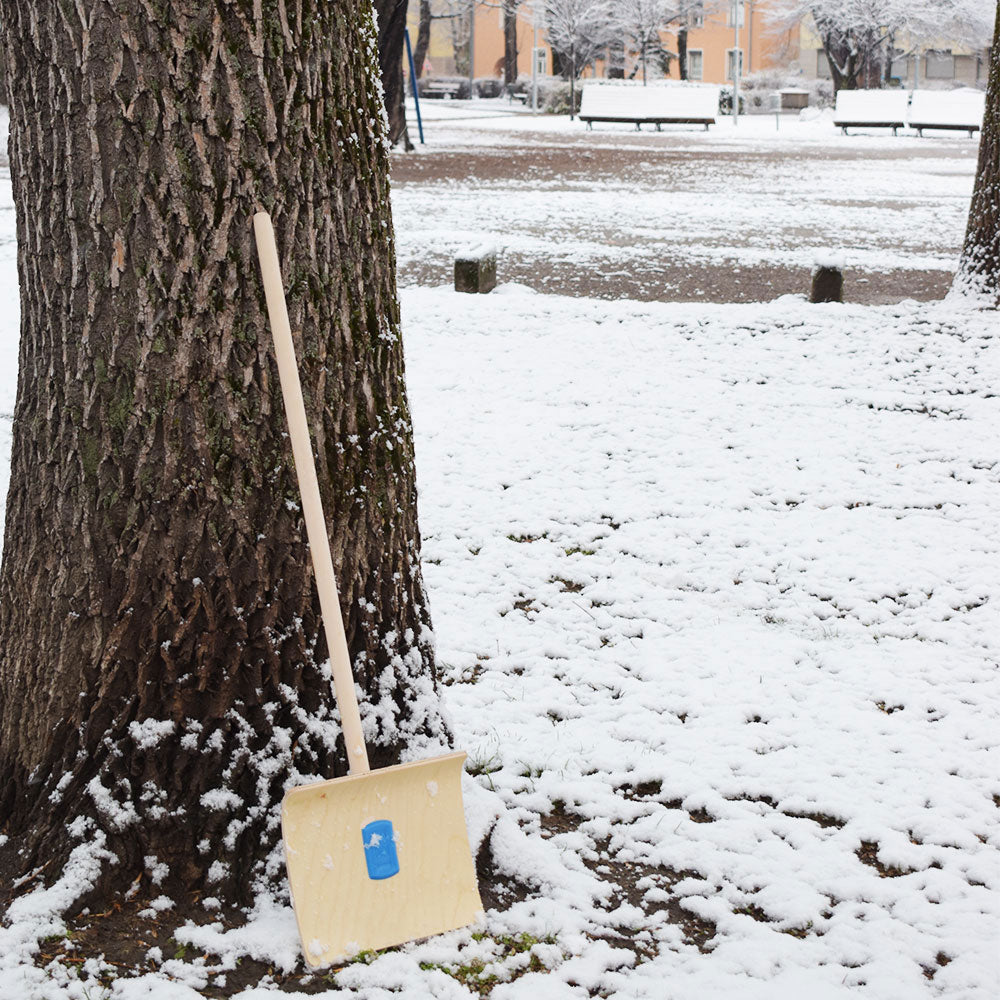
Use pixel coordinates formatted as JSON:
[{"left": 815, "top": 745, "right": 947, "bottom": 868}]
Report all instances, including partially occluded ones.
[
  {"left": 607, "top": 35, "right": 625, "bottom": 79},
  {"left": 956, "top": 0, "right": 1000, "bottom": 304},
  {"left": 414, "top": 0, "right": 432, "bottom": 79},
  {"left": 0, "top": 0, "right": 444, "bottom": 909},
  {"left": 375, "top": 0, "right": 413, "bottom": 149},
  {"left": 678, "top": 26, "right": 688, "bottom": 81},
  {"left": 503, "top": 1, "right": 519, "bottom": 87}
]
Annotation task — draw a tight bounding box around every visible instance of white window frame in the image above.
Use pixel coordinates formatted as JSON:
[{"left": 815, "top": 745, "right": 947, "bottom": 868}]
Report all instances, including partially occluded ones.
[
  {"left": 688, "top": 48, "right": 704, "bottom": 81},
  {"left": 691, "top": 2, "right": 704, "bottom": 28},
  {"left": 727, "top": 2, "right": 745, "bottom": 28}
]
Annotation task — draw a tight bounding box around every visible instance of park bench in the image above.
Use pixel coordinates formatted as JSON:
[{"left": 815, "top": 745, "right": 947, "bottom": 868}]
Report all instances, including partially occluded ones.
[
  {"left": 908, "top": 89, "right": 985, "bottom": 137},
  {"left": 832, "top": 89, "right": 909, "bottom": 135},
  {"left": 579, "top": 84, "right": 720, "bottom": 132},
  {"left": 420, "top": 77, "right": 468, "bottom": 100}
]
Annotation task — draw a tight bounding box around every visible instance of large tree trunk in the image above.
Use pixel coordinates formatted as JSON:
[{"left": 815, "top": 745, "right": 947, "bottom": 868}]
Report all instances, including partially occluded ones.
[
  {"left": 376, "top": 0, "right": 413, "bottom": 149},
  {"left": 414, "top": 0, "right": 432, "bottom": 79},
  {"left": 956, "top": 1, "right": 1000, "bottom": 304},
  {"left": 503, "top": 1, "right": 519, "bottom": 87},
  {"left": 678, "top": 26, "right": 688, "bottom": 81},
  {"left": 0, "top": 0, "right": 444, "bottom": 910}
]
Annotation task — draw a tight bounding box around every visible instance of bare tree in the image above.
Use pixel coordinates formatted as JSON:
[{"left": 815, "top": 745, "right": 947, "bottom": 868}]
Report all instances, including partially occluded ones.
[
  {"left": 956, "top": 1, "right": 1000, "bottom": 303},
  {"left": 414, "top": 0, "right": 434, "bottom": 77},
  {"left": 606, "top": 1, "right": 714, "bottom": 84},
  {"left": 0, "top": 0, "right": 444, "bottom": 912},
  {"left": 615, "top": 0, "right": 674, "bottom": 84},
  {"left": 542, "top": 0, "right": 615, "bottom": 111},
  {"left": 767, "top": 0, "right": 994, "bottom": 93},
  {"left": 503, "top": 0, "right": 523, "bottom": 85}
]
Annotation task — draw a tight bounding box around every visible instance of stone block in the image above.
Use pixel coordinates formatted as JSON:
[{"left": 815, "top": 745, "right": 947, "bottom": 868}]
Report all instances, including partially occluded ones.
[
  {"left": 454, "top": 244, "right": 497, "bottom": 294},
  {"left": 810, "top": 261, "right": 844, "bottom": 303}
]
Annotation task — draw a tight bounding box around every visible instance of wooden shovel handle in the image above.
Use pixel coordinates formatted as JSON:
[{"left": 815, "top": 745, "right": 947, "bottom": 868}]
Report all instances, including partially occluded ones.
[{"left": 253, "top": 211, "right": 370, "bottom": 776}]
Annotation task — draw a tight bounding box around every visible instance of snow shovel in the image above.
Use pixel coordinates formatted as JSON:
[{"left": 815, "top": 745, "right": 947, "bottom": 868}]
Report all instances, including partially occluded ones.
[{"left": 253, "top": 212, "right": 483, "bottom": 969}]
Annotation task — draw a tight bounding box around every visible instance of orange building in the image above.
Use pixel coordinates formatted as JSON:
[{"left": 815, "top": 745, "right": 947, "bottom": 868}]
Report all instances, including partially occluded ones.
[{"left": 407, "top": 2, "right": 798, "bottom": 86}]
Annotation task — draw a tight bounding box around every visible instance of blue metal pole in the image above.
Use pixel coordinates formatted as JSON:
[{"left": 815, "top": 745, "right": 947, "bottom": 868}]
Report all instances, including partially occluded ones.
[{"left": 404, "top": 28, "right": 425, "bottom": 145}]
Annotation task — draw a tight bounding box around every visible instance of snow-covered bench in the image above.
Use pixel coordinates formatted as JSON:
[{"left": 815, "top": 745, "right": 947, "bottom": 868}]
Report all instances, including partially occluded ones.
[
  {"left": 833, "top": 89, "right": 909, "bottom": 135},
  {"left": 908, "top": 89, "right": 985, "bottom": 137},
  {"left": 579, "top": 84, "right": 719, "bottom": 132}
]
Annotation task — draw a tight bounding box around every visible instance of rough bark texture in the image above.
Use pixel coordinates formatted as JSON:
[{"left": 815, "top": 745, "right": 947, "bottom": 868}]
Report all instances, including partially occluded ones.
[
  {"left": 0, "top": 0, "right": 444, "bottom": 907},
  {"left": 503, "top": 2, "right": 518, "bottom": 87},
  {"left": 956, "top": 1, "right": 1000, "bottom": 304},
  {"left": 414, "top": 0, "right": 431, "bottom": 79},
  {"left": 677, "top": 26, "right": 688, "bottom": 81},
  {"left": 375, "top": 0, "right": 412, "bottom": 149}
]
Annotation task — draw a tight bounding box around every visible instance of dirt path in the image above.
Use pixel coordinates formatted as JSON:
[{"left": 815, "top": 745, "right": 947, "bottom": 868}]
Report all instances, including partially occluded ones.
[{"left": 390, "top": 126, "right": 970, "bottom": 305}]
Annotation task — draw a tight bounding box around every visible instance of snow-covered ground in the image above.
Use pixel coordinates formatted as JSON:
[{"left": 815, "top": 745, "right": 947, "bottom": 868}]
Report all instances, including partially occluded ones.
[
  {"left": 390, "top": 100, "right": 980, "bottom": 302},
  {"left": 1, "top": 108, "right": 999, "bottom": 998}
]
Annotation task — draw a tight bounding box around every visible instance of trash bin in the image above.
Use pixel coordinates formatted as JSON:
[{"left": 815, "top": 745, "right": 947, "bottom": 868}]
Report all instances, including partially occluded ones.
[{"left": 779, "top": 88, "right": 810, "bottom": 111}]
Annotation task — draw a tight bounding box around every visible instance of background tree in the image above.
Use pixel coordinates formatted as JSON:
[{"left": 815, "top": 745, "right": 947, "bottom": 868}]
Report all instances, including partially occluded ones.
[
  {"left": 543, "top": 0, "right": 615, "bottom": 112},
  {"left": 503, "top": 0, "right": 523, "bottom": 86},
  {"left": 615, "top": 0, "right": 674, "bottom": 84},
  {"left": 956, "top": 0, "right": 1000, "bottom": 303},
  {"left": 0, "top": 0, "right": 445, "bottom": 911},
  {"left": 605, "top": 1, "right": 711, "bottom": 83},
  {"left": 414, "top": 0, "right": 434, "bottom": 77},
  {"left": 439, "top": 0, "right": 474, "bottom": 78},
  {"left": 376, "top": 0, "right": 413, "bottom": 148},
  {"left": 767, "top": 0, "right": 994, "bottom": 93}
]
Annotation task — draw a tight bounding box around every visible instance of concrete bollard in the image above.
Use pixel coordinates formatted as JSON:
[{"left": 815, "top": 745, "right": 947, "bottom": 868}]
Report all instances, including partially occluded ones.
[
  {"left": 810, "top": 257, "right": 844, "bottom": 303},
  {"left": 454, "top": 243, "right": 497, "bottom": 294}
]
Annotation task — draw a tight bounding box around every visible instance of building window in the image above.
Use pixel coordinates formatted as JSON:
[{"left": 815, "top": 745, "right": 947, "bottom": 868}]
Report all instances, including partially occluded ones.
[
  {"left": 726, "top": 48, "right": 744, "bottom": 80},
  {"left": 816, "top": 49, "right": 831, "bottom": 78},
  {"left": 691, "top": 2, "right": 704, "bottom": 28},
  {"left": 688, "top": 49, "right": 704, "bottom": 81},
  {"left": 925, "top": 50, "right": 955, "bottom": 79},
  {"left": 727, "top": 2, "right": 745, "bottom": 28}
]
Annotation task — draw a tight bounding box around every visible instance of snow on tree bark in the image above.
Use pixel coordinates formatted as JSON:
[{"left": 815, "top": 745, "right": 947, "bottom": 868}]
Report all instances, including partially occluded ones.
[
  {"left": 956, "top": 0, "right": 1000, "bottom": 304},
  {"left": 0, "top": 0, "right": 446, "bottom": 907}
]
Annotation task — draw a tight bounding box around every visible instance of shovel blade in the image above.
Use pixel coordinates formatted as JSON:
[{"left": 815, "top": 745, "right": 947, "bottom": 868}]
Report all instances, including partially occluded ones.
[{"left": 282, "top": 750, "right": 483, "bottom": 968}]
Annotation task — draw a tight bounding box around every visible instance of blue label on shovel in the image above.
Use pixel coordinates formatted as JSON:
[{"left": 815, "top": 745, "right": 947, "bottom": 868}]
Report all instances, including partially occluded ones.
[{"left": 361, "top": 819, "right": 400, "bottom": 880}]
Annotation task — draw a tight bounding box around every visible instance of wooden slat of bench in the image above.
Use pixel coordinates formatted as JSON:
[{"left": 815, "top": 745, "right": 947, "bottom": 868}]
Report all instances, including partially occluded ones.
[
  {"left": 580, "top": 115, "right": 714, "bottom": 132},
  {"left": 910, "top": 122, "right": 980, "bottom": 134},
  {"left": 834, "top": 119, "right": 905, "bottom": 136},
  {"left": 833, "top": 120, "right": 905, "bottom": 127}
]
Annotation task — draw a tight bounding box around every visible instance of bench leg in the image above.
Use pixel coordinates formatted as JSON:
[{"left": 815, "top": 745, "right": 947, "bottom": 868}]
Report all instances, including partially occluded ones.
[
  {"left": 655, "top": 123, "right": 661, "bottom": 132},
  {"left": 892, "top": 126, "right": 898, "bottom": 136},
  {"left": 841, "top": 127, "right": 847, "bottom": 136},
  {"left": 635, "top": 122, "right": 641, "bottom": 132},
  {"left": 704, "top": 123, "right": 709, "bottom": 132}
]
